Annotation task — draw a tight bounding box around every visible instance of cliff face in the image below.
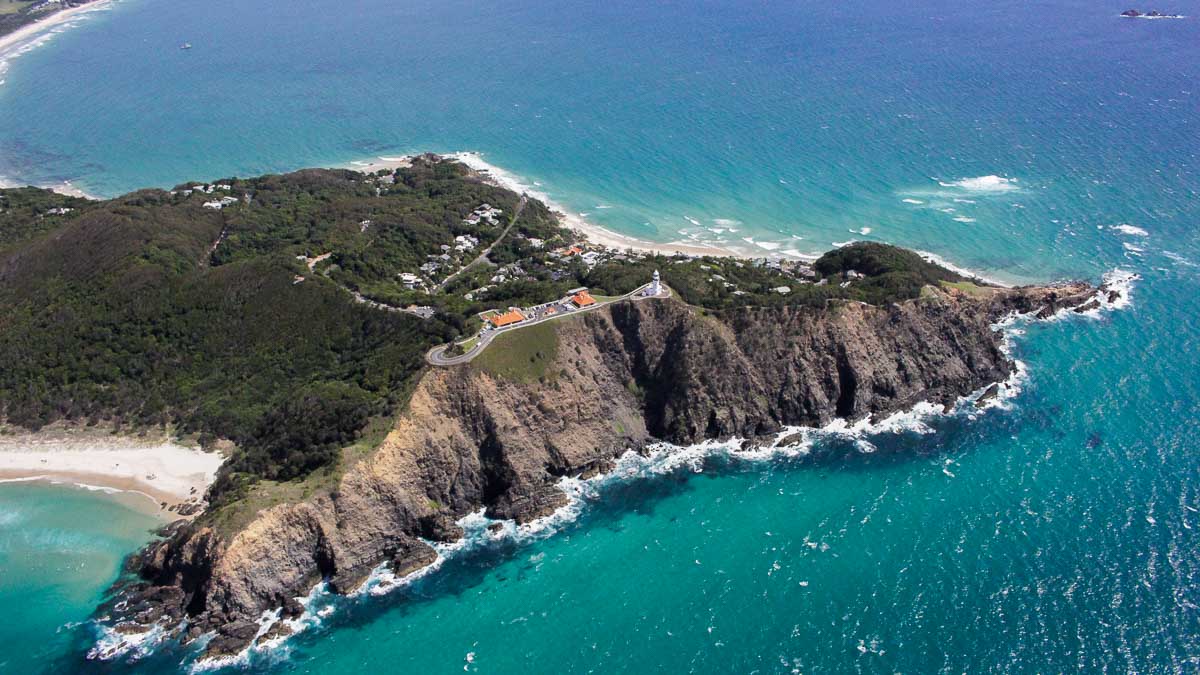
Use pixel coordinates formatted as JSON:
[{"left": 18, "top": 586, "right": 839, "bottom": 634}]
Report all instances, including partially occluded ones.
[{"left": 113, "top": 282, "right": 1097, "bottom": 656}]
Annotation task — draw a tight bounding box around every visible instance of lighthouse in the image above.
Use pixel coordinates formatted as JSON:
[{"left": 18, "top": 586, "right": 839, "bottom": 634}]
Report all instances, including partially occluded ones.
[{"left": 644, "top": 269, "right": 662, "bottom": 297}]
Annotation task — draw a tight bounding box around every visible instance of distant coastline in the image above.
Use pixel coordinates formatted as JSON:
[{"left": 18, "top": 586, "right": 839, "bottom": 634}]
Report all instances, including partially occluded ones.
[
  {"left": 0, "top": 1, "right": 111, "bottom": 197},
  {"left": 0, "top": 0, "right": 109, "bottom": 52}
]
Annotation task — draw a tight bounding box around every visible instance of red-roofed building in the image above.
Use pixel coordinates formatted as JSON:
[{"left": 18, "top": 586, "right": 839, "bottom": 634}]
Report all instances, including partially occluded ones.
[
  {"left": 487, "top": 309, "right": 526, "bottom": 328},
  {"left": 570, "top": 291, "right": 596, "bottom": 308}
]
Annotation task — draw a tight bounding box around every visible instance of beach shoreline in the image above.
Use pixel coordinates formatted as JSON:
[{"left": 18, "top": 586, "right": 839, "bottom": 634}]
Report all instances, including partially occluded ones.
[
  {"left": 0, "top": 427, "right": 224, "bottom": 517},
  {"left": 333, "top": 152, "right": 753, "bottom": 260},
  {"left": 0, "top": 0, "right": 112, "bottom": 200},
  {"left": 0, "top": 0, "right": 112, "bottom": 57}
]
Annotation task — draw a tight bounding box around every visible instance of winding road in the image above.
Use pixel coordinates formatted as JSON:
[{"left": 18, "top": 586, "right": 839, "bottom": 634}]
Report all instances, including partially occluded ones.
[{"left": 435, "top": 195, "right": 528, "bottom": 293}]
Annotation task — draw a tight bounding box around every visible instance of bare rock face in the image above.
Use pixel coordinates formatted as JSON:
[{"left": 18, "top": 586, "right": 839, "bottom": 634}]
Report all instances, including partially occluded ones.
[{"left": 106, "top": 281, "right": 1096, "bottom": 657}]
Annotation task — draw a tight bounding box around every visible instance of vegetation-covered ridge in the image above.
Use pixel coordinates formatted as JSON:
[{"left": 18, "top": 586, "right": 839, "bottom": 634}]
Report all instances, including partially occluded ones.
[{"left": 0, "top": 155, "right": 969, "bottom": 512}]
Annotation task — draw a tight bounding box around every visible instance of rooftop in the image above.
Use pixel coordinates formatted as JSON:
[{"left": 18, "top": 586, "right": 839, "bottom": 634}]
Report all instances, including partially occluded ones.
[
  {"left": 571, "top": 291, "right": 596, "bottom": 307},
  {"left": 487, "top": 309, "right": 527, "bottom": 327}
]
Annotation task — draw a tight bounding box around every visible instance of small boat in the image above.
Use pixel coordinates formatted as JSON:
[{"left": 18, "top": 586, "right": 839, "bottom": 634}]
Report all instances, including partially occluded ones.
[{"left": 180, "top": 42, "right": 192, "bottom": 50}]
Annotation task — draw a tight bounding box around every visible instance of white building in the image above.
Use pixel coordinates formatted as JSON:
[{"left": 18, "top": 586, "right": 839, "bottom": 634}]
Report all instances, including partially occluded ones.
[{"left": 644, "top": 269, "right": 663, "bottom": 297}]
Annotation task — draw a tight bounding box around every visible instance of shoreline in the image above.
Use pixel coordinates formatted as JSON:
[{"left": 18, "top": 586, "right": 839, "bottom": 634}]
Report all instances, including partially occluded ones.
[
  {"left": 0, "top": 428, "right": 224, "bottom": 517},
  {"left": 0, "top": 0, "right": 113, "bottom": 200},
  {"left": 333, "top": 152, "right": 752, "bottom": 260},
  {"left": 0, "top": 0, "right": 113, "bottom": 65},
  {"left": 334, "top": 153, "right": 1016, "bottom": 286}
]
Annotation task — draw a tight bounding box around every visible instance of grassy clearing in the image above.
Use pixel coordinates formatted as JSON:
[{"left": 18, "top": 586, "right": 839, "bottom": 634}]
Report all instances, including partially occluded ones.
[
  {"left": 938, "top": 280, "right": 997, "bottom": 298},
  {"left": 0, "top": 1, "right": 33, "bottom": 16},
  {"left": 472, "top": 321, "right": 558, "bottom": 382}
]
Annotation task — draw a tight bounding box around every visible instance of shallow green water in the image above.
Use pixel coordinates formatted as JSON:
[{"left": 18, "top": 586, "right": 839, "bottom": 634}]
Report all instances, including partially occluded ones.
[{"left": 0, "top": 483, "right": 164, "bottom": 673}]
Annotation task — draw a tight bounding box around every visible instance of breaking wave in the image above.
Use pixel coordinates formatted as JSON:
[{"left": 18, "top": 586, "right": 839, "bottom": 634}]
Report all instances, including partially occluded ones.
[
  {"left": 88, "top": 263, "right": 1138, "bottom": 670},
  {"left": 937, "top": 175, "right": 1020, "bottom": 193}
]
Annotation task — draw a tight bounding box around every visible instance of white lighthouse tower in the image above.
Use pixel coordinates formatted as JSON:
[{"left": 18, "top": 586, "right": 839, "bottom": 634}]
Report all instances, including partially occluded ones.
[{"left": 644, "top": 269, "right": 662, "bottom": 297}]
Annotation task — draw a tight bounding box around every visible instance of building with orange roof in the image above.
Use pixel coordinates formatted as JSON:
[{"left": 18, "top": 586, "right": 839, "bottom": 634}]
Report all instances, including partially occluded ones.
[
  {"left": 487, "top": 309, "right": 526, "bottom": 328},
  {"left": 570, "top": 290, "right": 596, "bottom": 308},
  {"left": 563, "top": 245, "right": 584, "bottom": 257}
]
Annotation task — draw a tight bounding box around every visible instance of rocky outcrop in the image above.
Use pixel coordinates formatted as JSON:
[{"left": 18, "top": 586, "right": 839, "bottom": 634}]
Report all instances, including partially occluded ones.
[{"left": 106, "top": 280, "right": 1100, "bottom": 658}]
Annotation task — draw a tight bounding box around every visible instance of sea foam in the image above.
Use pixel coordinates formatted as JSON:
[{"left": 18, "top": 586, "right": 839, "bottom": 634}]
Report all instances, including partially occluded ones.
[
  {"left": 135, "top": 267, "right": 1137, "bottom": 670},
  {"left": 1111, "top": 224, "right": 1149, "bottom": 237},
  {"left": 937, "top": 175, "right": 1020, "bottom": 193}
]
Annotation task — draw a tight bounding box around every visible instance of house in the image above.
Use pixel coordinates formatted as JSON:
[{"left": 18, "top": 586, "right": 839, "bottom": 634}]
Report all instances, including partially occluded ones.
[
  {"left": 202, "top": 196, "right": 239, "bottom": 210},
  {"left": 487, "top": 309, "right": 526, "bottom": 328},
  {"left": 398, "top": 272, "right": 422, "bottom": 289},
  {"left": 571, "top": 290, "right": 596, "bottom": 308}
]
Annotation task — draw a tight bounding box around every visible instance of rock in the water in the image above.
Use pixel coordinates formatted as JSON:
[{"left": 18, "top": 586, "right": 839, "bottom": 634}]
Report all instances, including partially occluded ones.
[
  {"left": 203, "top": 620, "right": 260, "bottom": 659},
  {"left": 974, "top": 383, "right": 1001, "bottom": 408}
]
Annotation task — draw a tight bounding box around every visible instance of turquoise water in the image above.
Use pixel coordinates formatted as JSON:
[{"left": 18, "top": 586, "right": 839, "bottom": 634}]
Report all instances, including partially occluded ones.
[
  {"left": 2, "top": 0, "right": 1199, "bottom": 671},
  {"left": 0, "top": 483, "right": 164, "bottom": 673}
]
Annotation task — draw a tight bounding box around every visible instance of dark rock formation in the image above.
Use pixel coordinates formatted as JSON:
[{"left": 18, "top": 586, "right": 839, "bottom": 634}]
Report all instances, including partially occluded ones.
[{"left": 103, "top": 280, "right": 1102, "bottom": 659}]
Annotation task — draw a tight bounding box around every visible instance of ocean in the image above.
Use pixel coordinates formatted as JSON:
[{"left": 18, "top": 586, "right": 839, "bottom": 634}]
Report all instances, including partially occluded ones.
[
  {"left": 1, "top": 0, "right": 1198, "bottom": 671},
  {"left": 0, "top": 482, "right": 165, "bottom": 673}
]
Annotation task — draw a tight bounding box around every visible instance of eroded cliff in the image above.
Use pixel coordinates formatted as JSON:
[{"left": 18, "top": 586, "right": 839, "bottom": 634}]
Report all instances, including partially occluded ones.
[{"left": 109, "top": 280, "right": 1102, "bottom": 657}]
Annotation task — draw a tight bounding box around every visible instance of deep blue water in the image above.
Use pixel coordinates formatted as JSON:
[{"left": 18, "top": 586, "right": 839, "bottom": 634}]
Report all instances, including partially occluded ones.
[{"left": 1, "top": 0, "right": 1198, "bottom": 672}]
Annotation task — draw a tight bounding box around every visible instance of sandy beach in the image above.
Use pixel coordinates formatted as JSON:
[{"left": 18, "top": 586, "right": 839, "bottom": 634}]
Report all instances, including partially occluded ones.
[
  {"left": 0, "top": 0, "right": 112, "bottom": 56},
  {"left": 0, "top": 428, "right": 224, "bottom": 516},
  {"left": 338, "top": 152, "right": 751, "bottom": 260}
]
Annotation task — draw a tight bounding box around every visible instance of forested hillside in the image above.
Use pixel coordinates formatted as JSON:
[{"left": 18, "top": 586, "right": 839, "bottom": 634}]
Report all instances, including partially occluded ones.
[{"left": 0, "top": 156, "right": 968, "bottom": 508}]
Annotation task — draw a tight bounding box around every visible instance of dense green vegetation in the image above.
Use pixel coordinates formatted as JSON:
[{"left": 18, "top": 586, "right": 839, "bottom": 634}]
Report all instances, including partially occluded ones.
[
  {"left": 0, "top": 156, "right": 966, "bottom": 517},
  {"left": 577, "top": 242, "right": 964, "bottom": 313},
  {"left": 0, "top": 159, "right": 510, "bottom": 506},
  {"left": 0, "top": 187, "right": 91, "bottom": 251},
  {"left": 0, "top": 0, "right": 85, "bottom": 38},
  {"left": 813, "top": 241, "right": 964, "bottom": 304}
]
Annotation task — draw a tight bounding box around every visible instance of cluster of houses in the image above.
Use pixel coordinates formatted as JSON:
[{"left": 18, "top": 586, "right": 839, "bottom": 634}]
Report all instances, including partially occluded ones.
[
  {"left": 202, "top": 196, "right": 241, "bottom": 210},
  {"left": 463, "top": 203, "right": 503, "bottom": 227},
  {"left": 403, "top": 234, "right": 483, "bottom": 290},
  {"left": 171, "top": 183, "right": 232, "bottom": 198},
  {"left": 686, "top": 257, "right": 822, "bottom": 296},
  {"left": 165, "top": 183, "right": 245, "bottom": 210}
]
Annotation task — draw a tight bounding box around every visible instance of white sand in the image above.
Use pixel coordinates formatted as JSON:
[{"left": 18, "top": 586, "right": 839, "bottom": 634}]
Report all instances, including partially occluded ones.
[
  {"left": 0, "top": 0, "right": 111, "bottom": 55},
  {"left": 0, "top": 431, "right": 224, "bottom": 513},
  {"left": 342, "top": 152, "right": 750, "bottom": 259}
]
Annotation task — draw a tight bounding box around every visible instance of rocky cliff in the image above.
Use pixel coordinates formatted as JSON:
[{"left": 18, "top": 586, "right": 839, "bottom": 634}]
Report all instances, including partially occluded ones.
[{"left": 106, "top": 280, "right": 1104, "bottom": 658}]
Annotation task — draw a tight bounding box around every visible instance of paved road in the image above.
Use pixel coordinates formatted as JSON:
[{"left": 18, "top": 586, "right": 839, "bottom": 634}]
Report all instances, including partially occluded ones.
[
  {"left": 426, "top": 284, "right": 671, "bottom": 367},
  {"left": 435, "top": 195, "right": 528, "bottom": 293}
]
